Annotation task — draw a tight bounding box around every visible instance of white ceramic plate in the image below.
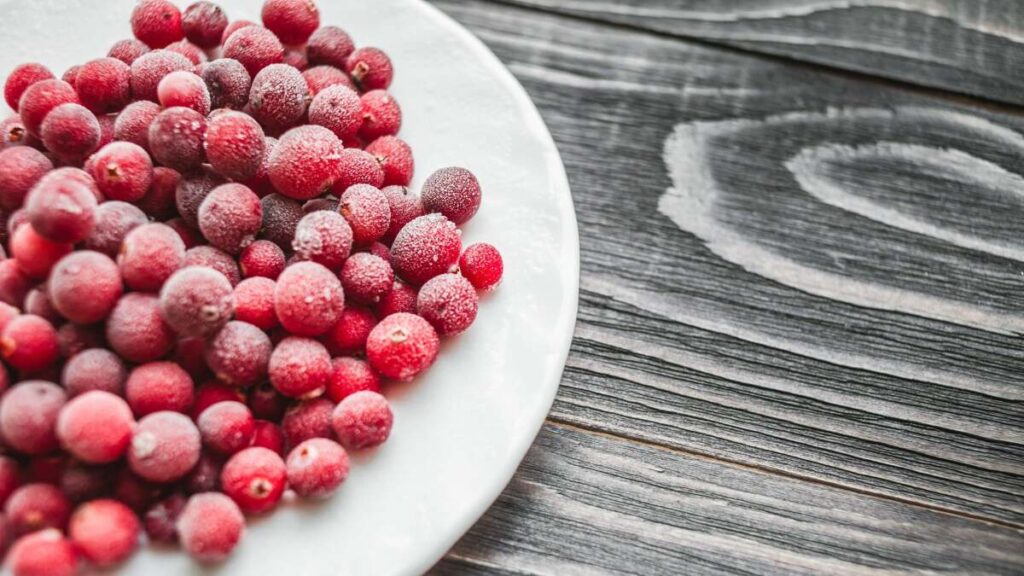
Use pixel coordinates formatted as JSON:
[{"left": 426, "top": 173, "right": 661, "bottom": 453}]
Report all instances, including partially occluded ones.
[{"left": 0, "top": 1, "right": 578, "bottom": 574}]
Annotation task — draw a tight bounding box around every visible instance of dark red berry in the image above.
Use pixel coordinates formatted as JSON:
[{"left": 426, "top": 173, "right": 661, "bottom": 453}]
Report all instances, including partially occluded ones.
[
  {"left": 106, "top": 293, "right": 176, "bottom": 363},
  {"left": 1, "top": 315, "right": 59, "bottom": 373},
  {"left": 331, "top": 390, "right": 392, "bottom": 450},
  {"left": 346, "top": 47, "right": 393, "bottom": 91},
  {"left": 302, "top": 65, "right": 354, "bottom": 97},
  {"left": 113, "top": 101, "right": 161, "bottom": 152},
  {"left": 173, "top": 336, "right": 211, "bottom": 382},
  {"left": 130, "top": 49, "right": 193, "bottom": 102},
  {"left": 223, "top": 25, "right": 284, "bottom": 77},
  {"left": 24, "top": 167, "right": 98, "bottom": 243},
  {"left": 149, "top": 106, "right": 207, "bottom": 172},
  {"left": 143, "top": 493, "right": 185, "bottom": 543},
  {"left": 262, "top": 0, "right": 319, "bottom": 45},
  {"left": 75, "top": 58, "right": 132, "bottom": 113},
  {"left": 249, "top": 64, "right": 309, "bottom": 132},
  {"left": 259, "top": 193, "right": 304, "bottom": 249},
  {"left": 239, "top": 240, "right": 285, "bottom": 279},
  {"left": 48, "top": 251, "right": 123, "bottom": 324},
  {"left": 422, "top": 167, "right": 482, "bottom": 225},
  {"left": 0, "top": 381, "right": 65, "bottom": 455},
  {"left": 39, "top": 103, "right": 100, "bottom": 162},
  {"left": 365, "top": 135, "right": 414, "bottom": 186},
  {"left": 390, "top": 213, "right": 461, "bottom": 286},
  {"left": 135, "top": 166, "right": 181, "bottom": 219},
  {"left": 268, "top": 336, "right": 330, "bottom": 398},
  {"left": 358, "top": 90, "right": 401, "bottom": 141},
  {"left": 0, "top": 146, "right": 53, "bottom": 211},
  {"left": 128, "top": 411, "right": 201, "bottom": 483},
  {"left": 341, "top": 252, "right": 393, "bottom": 304},
  {"left": 4, "top": 63, "right": 54, "bottom": 111},
  {"left": 17, "top": 79, "right": 79, "bottom": 138},
  {"left": 281, "top": 398, "right": 333, "bottom": 449},
  {"left": 303, "top": 196, "right": 338, "bottom": 213},
  {"left": 183, "top": 1, "right": 229, "bottom": 48},
  {"left": 366, "top": 312, "right": 439, "bottom": 381},
  {"left": 200, "top": 58, "right": 252, "bottom": 110},
  {"left": 175, "top": 170, "right": 224, "bottom": 228},
  {"left": 205, "top": 111, "right": 265, "bottom": 180},
  {"left": 206, "top": 321, "right": 272, "bottom": 387},
  {"left": 292, "top": 210, "right": 352, "bottom": 271},
  {"left": 220, "top": 446, "right": 286, "bottom": 514},
  {"left": 326, "top": 356, "right": 381, "bottom": 403},
  {"left": 240, "top": 136, "right": 276, "bottom": 197},
  {"left": 108, "top": 38, "right": 151, "bottom": 65},
  {"left": 132, "top": 0, "right": 185, "bottom": 48},
  {"left": 177, "top": 492, "right": 244, "bottom": 562},
  {"left": 159, "top": 266, "right": 234, "bottom": 338},
  {"left": 57, "top": 391, "right": 134, "bottom": 464},
  {"left": 61, "top": 348, "right": 126, "bottom": 397},
  {"left": 198, "top": 183, "right": 262, "bottom": 254},
  {"left": 69, "top": 499, "right": 140, "bottom": 567},
  {"left": 89, "top": 142, "right": 154, "bottom": 202},
  {"left": 233, "top": 277, "right": 278, "bottom": 330},
  {"left": 306, "top": 26, "right": 354, "bottom": 68}
]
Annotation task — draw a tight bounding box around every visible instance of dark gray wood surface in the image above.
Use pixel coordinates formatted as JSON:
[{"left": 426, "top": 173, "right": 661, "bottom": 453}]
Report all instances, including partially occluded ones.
[{"left": 428, "top": 0, "right": 1024, "bottom": 573}]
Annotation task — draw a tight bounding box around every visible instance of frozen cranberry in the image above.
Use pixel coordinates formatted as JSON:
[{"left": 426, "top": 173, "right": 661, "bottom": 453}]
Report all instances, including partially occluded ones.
[
  {"left": 269, "top": 336, "right": 330, "bottom": 397},
  {"left": 168, "top": 217, "right": 203, "bottom": 248},
  {"left": 271, "top": 127, "right": 343, "bottom": 201},
  {"left": 250, "top": 419, "right": 284, "bottom": 454},
  {"left": 302, "top": 65, "right": 354, "bottom": 97},
  {"left": 206, "top": 321, "right": 271, "bottom": 387},
  {"left": 274, "top": 261, "right": 343, "bottom": 336},
  {"left": 198, "top": 183, "right": 262, "bottom": 254},
  {"left": 327, "top": 357, "right": 381, "bottom": 404},
  {"left": 108, "top": 38, "right": 150, "bottom": 65},
  {"left": 55, "top": 324, "right": 104, "bottom": 359},
  {"left": 198, "top": 401, "right": 255, "bottom": 456},
  {"left": 8, "top": 529, "right": 77, "bottom": 576},
  {"left": 185, "top": 245, "right": 241, "bottom": 285},
  {"left": 423, "top": 168, "right": 481, "bottom": 226},
  {"left": 365, "top": 135, "right": 413, "bottom": 187},
  {"left": 367, "top": 241, "right": 391, "bottom": 262},
  {"left": 5, "top": 483, "right": 70, "bottom": 535},
  {"left": 259, "top": 193, "right": 303, "bottom": 249},
  {"left": 240, "top": 136, "right": 276, "bottom": 197},
  {"left": 460, "top": 244, "right": 502, "bottom": 291},
  {"left": 261, "top": 0, "right": 319, "bottom": 44},
  {"left": 117, "top": 222, "right": 185, "bottom": 292},
  {"left": 308, "top": 84, "right": 361, "bottom": 141},
  {"left": 135, "top": 166, "right": 181, "bottom": 219},
  {"left": 306, "top": 26, "right": 354, "bottom": 67},
  {"left": 1, "top": 316, "right": 58, "bottom": 373},
  {"left": 286, "top": 437, "right": 348, "bottom": 499},
  {"left": 166, "top": 39, "right": 207, "bottom": 65},
  {"left": 281, "top": 398, "right": 333, "bottom": 449},
  {"left": 106, "top": 293, "right": 176, "bottom": 362},
  {"left": 341, "top": 252, "right": 393, "bottom": 304},
  {"left": 130, "top": 49, "right": 193, "bottom": 102},
  {"left": 322, "top": 306, "right": 375, "bottom": 355},
  {"left": 126, "top": 362, "right": 194, "bottom": 417},
  {"left": 55, "top": 391, "right": 133, "bottom": 465},
  {"left": 48, "top": 251, "right": 122, "bottom": 324},
  {"left": 10, "top": 223, "right": 71, "bottom": 280},
  {"left": 332, "top": 391, "right": 392, "bottom": 450},
  {"left": 292, "top": 210, "right": 352, "bottom": 270},
  {"left": 391, "top": 213, "right": 461, "bottom": 286},
  {"left": 24, "top": 168, "right": 98, "bottom": 244},
  {"left": 38, "top": 103, "right": 100, "bottom": 162},
  {"left": 346, "top": 47, "right": 393, "bottom": 91},
  {"left": 183, "top": 453, "right": 221, "bottom": 493},
  {"left": 4, "top": 64, "right": 53, "bottom": 111},
  {"left": 61, "top": 348, "right": 125, "bottom": 397},
  {"left": 159, "top": 266, "right": 233, "bottom": 338},
  {"left": 223, "top": 25, "right": 284, "bottom": 77},
  {"left": 374, "top": 282, "right": 417, "bottom": 318},
  {"left": 158, "top": 71, "right": 211, "bottom": 114},
  {"left": 75, "top": 58, "right": 132, "bottom": 113},
  {"left": 340, "top": 184, "right": 391, "bottom": 246},
  {"left": 366, "top": 312, "right": 439, "bottom": 380},
  {"left": 191, "top": 382, "right": 245, "bottom": 419},
  {"left": 0, "top": 381, "right": 63, "bottom": 455},
  {"left": 0, "top": 147, "right": 52, "bottom": 211},
  {"left": 16, "top": 79, "right": 78, "bottom": 139},
  {"left": 69, "top": 499, "right": 139, "bottom": 567},
  {"left": 205, "top": 111, "right": 265, "bottom": 181},
  {"left": 358, "top": 90, "right": 401, "bottom": 141},
  {"left": 132, "top": 0, "right": 185, "bottom": 48},
  {"left": 129, "top": 411, "right": 201, "bottom": 483},
  {"left": 149, "top": 106, "right": 207, "bottom": 172},
  {"left": 89, "top": 143, "right": 153, "bottom": 203},
  {"left": 417, "top": 274, "right": 478, "bottom": 335},
  {"left": 182, "top": 1, "right": 228, "bottom": 47},
  {"left": 201, "top": 59, "right": 251, "bottom": 110},
  {"left": 239, "top": 240, "right": 285, "bottom": 280},
  {"left": 143, "top": 493, "right": 185, "bottom": 543},
  {"left": 220, "top": 446, "right": 285, "bottom": 514},
  {"left": 62, "top": 64, "right": 83, "bottom": 88},
  {"left": 249, "top": 64, "right": 309, "bottom": 132},
  {"left": 175, "top": 170, "right": 224, "bottom": 228},
  {"left": 177, "top": 492, "right": 244, "bottom": 562},
  {"left": 113, "top": 101, "right": 160, "bottom": 153}
]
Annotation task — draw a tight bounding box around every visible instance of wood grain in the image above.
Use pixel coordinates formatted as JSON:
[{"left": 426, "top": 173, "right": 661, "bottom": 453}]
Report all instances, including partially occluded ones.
[
  {"left": 431, "top": 0, "right": 1024, "bottom": 526},
  {"left": 432, "top": 425, "right": 1024, "bottom": 575},
  {"left": 493, "top": 0, "right": 1024, "bottom": 106}
]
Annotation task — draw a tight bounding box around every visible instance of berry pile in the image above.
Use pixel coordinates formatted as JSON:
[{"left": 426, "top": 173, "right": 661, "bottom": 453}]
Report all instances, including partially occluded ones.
[{"left": 0, "top": 0, "right": 504, "bottom": 572}]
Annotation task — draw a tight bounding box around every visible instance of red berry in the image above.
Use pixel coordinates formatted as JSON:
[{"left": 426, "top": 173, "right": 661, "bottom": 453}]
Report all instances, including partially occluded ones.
[
  {"left": 248, "top": 383, "right": 286, "bottom": 421},
  {"left": 281, "top": 398, "right": 334, "bottom": 449},
  {"left": 149, "top": 106, "right": 207, "bottom": 172},
  {"left": 129, "top": 411, "right": 201, "bottom": 483},
  {"left": 4, "top": 64, "right": 53, "bottom": 111},
  {"left": 240, "top": 136, "right": 276, "bottom": 197},
  {"left": 130, "top": 49, "right": 193, "bottom": 102},
  {"left": 262, "top": 0, "right": 319, "bottom": 45},
  {"left": 108, "top": 38, "right": 150, "bottom": 65},
  {"left": 340, "top": 184, "right": 391, "bottom": 246},
  {"left": 10, "top": 223, "right": 72, "bottom": 280},
  {"left": 223, "top": 25, "right": 285, "bottom": 77},
  {"left": 206, "top": 321, "right": 272, "bottom": 387},
  {"left": 191, "top": 381, "right": 245, "bottom": 420},
  {"left": 7, "top": 529, "right": 77, "bottom": 576},
  {"left": 48, "top": 251, "right": 123, "bottom": 324},
  {"left": 250, "top": 419, "right": 284, "bottom": 454},
  {"left": 159, "top": 266, "right": 234, "bottom": 338},
  {"left": 17, "top": 79, "right": 78, "bottom": 139},
  {"left": 22, "top": 288, "right": 59, "bottom": 324},
  {"left": 158, "top": 71, "right": 211, "bottom": 114},
  {"left": 302, "top": 65, "right": 355, "bottom": 97},
  {"left": 38, "top": 103, "right": 100, "bottom": 162},
  {"left": 198, "top": 401, "right": 256, "bottom": 455},
  {"left": 341, "top": 252, "right": 394, "bottom": 304},
  {"left": 286, "top": 438, "right": 348, "bottom": 499},
  {"left": 201, "top": 58, "right": 252, "bottom": 110},
  {"left": 5, "top": 483, "right": 70, "bottom": 535},
  {"left": 358, "top": 90, "right": 401, "bottom": 141},
  {"left": 56, "top": 324, "right": 105, "bottom": 359},
  {"left": 331, "top": 390, "right": 392, "bottom": 450},
  {"left": 75, "top": 58, "right": 132, "bottom": 113},
  {"left": 366, "top": 312, "right": 439, "bottom": 380},
  {"left": 221, "top": 19, "right": 256, "bottom": 44},
  {"left": 327, "top": 356, "right": 381, "bottom": 403},
  {"left": 205, "top": 111, "right": 265, "bottom": 180},
  {"left": 111, "top": 469, "right": 167, "bottom": 513},
  {"left": 365, "top": 135, "right": 414, "bottom": 186},
  {"left": 24, "top": 168, "right": 98, "bottom": 243},
  {"left": 113, "top": 100, "right": 161, "bottom": 152},
  {"left": 460, "top": 243, "right": 503, "bottom": 290},
  {"left": 374, "top": 280, "right": 416, "bottom": 318},
  {"left": 308, "top": 84, "right": 361, "bottom": 141},
  {"left": 69, "top": 499, "right": 139, "bottom": 567},
  {"left": 275, "top": 261, "right": 344, "bottom": 336},
  {"left": 306, "top": 26, "right": 354, "bottom": 68},
  {"left": 367, "top": 241, "right": 391, "bottom": 262},
  {"left": 185, "top": 245, "right": 241, "bottom": 285},
  {"left": 135, "top": 166, "right": 181, "bottom": 219},
  {"left": 89, "top": 142, "right": 154, "bottom": 202},
  {"left": 259, "top": 193, "right": 304, "bottom": 249},
  {"left": 249, "top": 64, "right": 309, "bottom": 133},
  {"left": 423, "top": 167, "right": 481, "bottom": 225},
  {"left": 346, "top": 47, "right": 393, "bottom": 91},
  {"left": 185, "top": 452, "right": 225, "bottom": 495},
  {"left": 143, "top": 493, "right": 185, "bottom": 543},
  {"left": 166, "top": 39, "right": 208, "bottom": 65},
  {"left": 126, "top": 362, "right": 195, "bottom": 417},
  {"left": 269, "top": 336, "right": 330, "bottom": 397},
  {"left": 61, "top": 348, "right": 126, "bottom": 397},
  {"left": 1, "top": 316, "right": 58, "bottom": 373},
  {"left": 95, "top": 113, "right": 117, "bottom": 149},
  {"left": 59, "top": 463, "right": 116, "bottom": 504},
  {"left": 183, "top": 1, "right": 228, "bottom": 48},
  {"left": 239, "top": 240, "right": 285, "bottom": 280},
  {"left": 168, "top": 218, "right": 203, "bottom": 248},
  {"left": 292, "top": 210, "right": 352, "bottom": 270},
  {"left": 417, "top": 273, "right": 478, "bottom": 336},
  {"left": 233, "top": 277, "right": 278, "bottom": 330},
  {"left": 390, "top": 213, "right": 461, "bottom": 286},
  {"left": 198, "top": 183, "right": 262, "bottom": 254},
  {"left": 118, "top": 222, "right": 186, "bottom": 292},
  {"left": 0, "top": 147, "right": 52, "bottom": 211},
  {"left": 106, "top": 293, "right": 176, "bottom": 363},
  {"left": 56, "top": 391, "right": 133, "bottom": 464},
  {"left": 177, "top": 492, "right": 244, "bottom": 562},
  {"left": 270, "top": 125, "right": 344, "bottom": 199},
  {"left": 323, "top": 306, "right": 377, "bottom": 355},
  {"left": 0, "top": 381, "right": 64, "bottom": 455},
  {"left": 132, "top": 0, "right": 185, "bottom": 48},
  {"left": 221, "top": 446, "right": 285, "bottom": 513},
  {"left": 175, "top": 170, "right": 224, "bottom": 228}
]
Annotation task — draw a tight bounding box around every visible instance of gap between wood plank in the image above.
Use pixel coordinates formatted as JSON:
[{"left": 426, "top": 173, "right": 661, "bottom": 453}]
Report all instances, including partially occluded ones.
[
  {"left": 476, "top": 0, "right": 1024, "bottom": 117},
  {"left": 542, "top": 417, "right": 1024, "bottom": 531}
]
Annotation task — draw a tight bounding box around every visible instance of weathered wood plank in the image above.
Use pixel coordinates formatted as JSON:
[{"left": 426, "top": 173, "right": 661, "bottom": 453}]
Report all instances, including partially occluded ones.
[
  {"left": 432, "top": 425, "right": 1024, "bottom": 575},
  {"left": 431, "top": 0, "right": 1024, "bottom": 523},
  {"left": 493, "top": 0, "right": 1024, "bottom": 106}
]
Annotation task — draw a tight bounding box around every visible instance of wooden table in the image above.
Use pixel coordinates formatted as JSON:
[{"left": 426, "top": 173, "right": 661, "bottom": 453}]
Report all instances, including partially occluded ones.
[{"left": 426, "top": 2, "right": 1024, "bottom": 573}]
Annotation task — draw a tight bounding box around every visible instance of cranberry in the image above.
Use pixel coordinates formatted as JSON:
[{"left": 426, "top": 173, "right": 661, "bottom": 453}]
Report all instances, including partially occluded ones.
[
  {"left": 332, "top": 391, "right": 393, "bottom": 450},
  {"left": 185, "top": 245, "right": 242, "bottom": 285},
  {"left": 149, "top": 106, "right": 207, "bottom": 172},
  {"left": 69, "top": 499, "right": 139, "bottom": 567},
  {"left": 340, "top": 184, "right": 391, "bottom": 246},
  {"left": 128, "top": 411, "right": 201, "bottom": 483},
  {"left": 7, "top": 529, "right": 78, "bottom": 576},
  {"left": 292, "top": 210, "right": 352, "bottom": 270},
  {"left": 223, "top": 25, "right": 284, "bottom": 77},
  {"left": 75, "top": 58, "right": 132, "bottom": 113},
  {"left": 85, "top": 201, "right": 148, "bottom": 257},
  {"left": 341, "top": 252, "right": 394, "bottom": 304},
  {"left": 0, "top": 259, "right": 30, "bottom": 307},
  {"left": 358, "top": 90, "right": 401, "bottom": 141},
  {"left": 268, "top": 336, "right": 331, "bottom": 398},
  {"left": 239, "top": 240, "right": 285, "bottom": 279},
  {"left": 366, "top": 312, "right": 439, "bottom": 381},
  {"left": 159, "top": 266, "right": 234, "bottom": 338},
  {"left": 175, "top": 170, "right": 224, "bottom": 228},
  {"left": 157, "top": 71, "right": 211, "bottom": 114},
  {"left": 221, "top": 446, "right": 286, "bottom": 514},
  {"left": 365, "top": 135, "right": 414, "bottom": 186},
  {"left": 90, "top": 142, "right": 154, "bottom": 202},
  {"left": 287, "top": 437, "right": 348, "bottom": 499},
  {"left": 260, "top": 192, "right": 305, "bottom": 249},
  {"left": 126, "top": 362, "right": 195, "bottom": 416},
  {"left": 25, "top": 167, "right": 99, "bottom": 243},
  {"left": 0, "top": 456, "right": 23, "bottom": 507},
  {"left": 198, "top": 183, "right": 263, "bottom": 254},
  {"left": 346, "top": 47, "right": 393, "bottom": 91},
  {"left": 143, "top": 493, "right": 185, "bottom": 543},
  {"left": 183, "top": 454, "right": 223, "bottom": 494},
  {"left": 135, "top": 166, "right": 181, "bottom": 219},
  {"left": 108, "top": 38, "right": 151, "bottom": 65},
  {"left": 233, "top": 277, "right": 278, "bottom": 330},
  {"left": 206, "top": 321, "right": 272, "bottom": 387},
  {"left": 131, "top": 0, "right": 185, "bottom": 48},
  {"left": 3, "top": 63, "right": 53, "bottom": 111},
  {"left": 130, "top": 49, "right": 193, "bottom": 102},
  {"left": 249, "top": 64, "right": 309, "bottom": 132},
  {"left": 118, "top": 222, "right": 187, "bottom": 292},
  {"left": 1, "top": 315, "right": 59, "bottom": 373},
  {"left": 10, "top": 223, "right": 73, "bottom": 280},
  {"left": 17, "top": 79, "right": 79, "bottom": 138},
  {"left": 308, "top": 84, "right": 362, "bottom": 141},
  {"left": 0, "top": 114, "right": 39, "bottom": 149},
  {"left": 56, "top": 324, "right": 105, "bottom": 358},
  {"left": 247, "top": 380, "right": 284, "bottom": 419},
  {"left": 183, "top": 1, "right": 228, "bottom": 47},
  {"left": 5, "top": 483, "right": 70, "bottom": 535},
  {"left": 177, "top": 492, "right": 244, "bottom": 562},
  {"left": 221, "top": 19, "right": 256, "bottom": 44},
  {"left": 61, "top": 348, "right": 126, "bottom": 397},
  {"left": 0, "top": 381, "right": 65, "bottom": 455},
  {"left": 327, "top": 356, "right": 381, "bottom": 403},
  {"left": 168, "top": 217, "right": 203, "bottom": 249},
  {"left": 283, "top": 48, "right": 308, "bottom": 70},
  {"left": 201, "top": 58, "right": 252, "bottom": 110},
  {"left": 306, "top": 26, "right": 354, "bottom": 69},
  {"left": 250, "top": 419, "right": 285, "bottom": 454},
  {"left": 240, "top": 136, "right": 276, "bottom": 197},
  {"left": 0, "top": 147, "right": 53, "bottom": 211},
  {"left": 48, "top": 251, "right": 123, "bottom": 324},
  {"left": 274, "top": 261, "right": 343, "bottom": 336},
  {"left": 106, "top": 293, "right": 176, "bottom": 363},
  {"left": 390, "top": 213, "right": 461, "bottom": 286},
  {"left": 39, "top": 103, "right": 101, "bottom": 163},
  {"left": 303, "top": 65, "right": 355, "bottom": 97},
  {"left": 114, "top": 100, "right": 161, "bottom": 152},
  {"left": 191, "top": 381, "right": 245, "bottom": 420},
  {"left": 206, "top": 111, "right": 266, "bottom": 180},
  {"left": 262, "top": 0, "right": 319, "bottom": 45},
  {"left": 323, "top": 305, "right": 377, "bottom": 355},
  {"left": 22, "top": 288, "right": 60, "bottom": 324},
  {"left": 166, "top": 39, "right": 208, "bottom": 65}
]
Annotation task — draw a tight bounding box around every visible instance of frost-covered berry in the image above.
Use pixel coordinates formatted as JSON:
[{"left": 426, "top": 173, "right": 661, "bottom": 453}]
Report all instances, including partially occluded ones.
[
  {"left": 183, "top": 1, "right": 228, "bottom": 47},
  {"left": 232, "top": 278, "right": 276, "bottom": 331},
  {"left": 113, "top": 100, "right": 161, "bottom": 152},
  {"left": 332, "top": 151, "right": 383, "bottom": 197},
  {"left": 74, "top": 58, "right": 132, "bottom": 114},
  {"left": 48, "top": 251, "right": 122, "bottom": 324},
  {"left": 68, "top": 499, "right": 139, "bottom": 567},
  {"left": 177, "top": 492, "right": 244, "bottom": 562},
  {"left": 175, "top": 170, "right": 224, "bottom": 228},
  {"left": 240, "top": 136, "right": 276, "bottom": 197},
  {"left": 167, "top": 219, "right": 201, "bottom": 249},
  {"left": 1, "top": 315, "right": 59, "bottom": 373},
  {"left": 158, "top": 71, "right": 211, "bottom": 115},
  {"left": 283, "top": 48, "right": 308, "bottom": 70},
  {"left": 129, "top": 411, "right": 201, "bottom": 483},
  {"left": 327, "top": 356, "right": 381, "bottom": 403},
  {"left": 323, "top": 306, "right": 376, "bottom": 355},
  {"left": 221, "top": 19, "right": 256, "bottom": 44},
  {"left": 107, "top": 293, "right": 176, "bottom": 362},
  {"left": 132, "top": 0, "right": 185, "bottom": 48},
  {"left": 89, "top": 142, "right": 154, "bottom": 202},
  {"left": 366, "top": 312, "right": 439, "bottom": 380},
  {"left": 24, "top": 167, "right": 98, "bottom": 243},
  {"left": 249, "top": 64, "right": 308, "bottom": 132},
  {"left": 198, "top": 183, "right": 262, "bottom": 254},
  {"left": 7, "top": 529, "right": 78, "bottom": 576},
  {"left": 275, "top": 261, "right": 343, "bottom": 336},
  {"left": 221, "top": 446, "right": 286, "bottom": 513},
  {"left": 108, "top": 38, "right": 150, "bottom": 65},
  {"left": 205, "top": 111, "right": 265, "bottom": 180},
  {"left": 341, "top": 252, "right": 393, "bottom": 304},
  {"left": 346, "top": 47, "right": 393, "bottom": 91},
  {"left": 206, "top": 321, "right": 272, "bottom": 387},
  {"left": 185, "top": 245, "right": 241, "bottom": 285},
  {"left": 6, "top": 484, "right": 70, "bottom": 539},
  {"left": 269, "top": 336, "right": 330, "bottom": 398},
  {"left": 4, "top": 63, "right": 53, "bottom": 111},
  {"left": 268, "top": 125, "right": 341, "bottom": 200},
  {"left": 198, "top": 401, "right": 256, "bottom": 455},
  {"left": 0, "top": 381, "right": 65, "bottom": 455},
  {"left": 262, "top": 0, "right": 319, "bottom": 45},
  {"left": 166, "top": 38, "right": 207, "bottom": 65},
  {"left": 223, "top": 25, "right": 284, "bottom": 77},
  {"left": 250, "top": 418, "right": 284, "bottom": 454},
  {"left": 460, "top": 243, "right": 503, "bottom": 290},
  {"left": 292, "top": 210, "right": 352, "bottom": 270},
  {"left": 367, "top": 241, "right": 391, "bottom": 262},
  {"left": 130, "top": 49, "right": 193, "bottom": 102},
  {"left": 61, "top": 348, "right": 126, "bottom": 397},
  {"left": 286, "top": 438, "right": 348, "bottom": 499},
  {"left": 39, "top": 103, "right": 100, "bottom": 162},
  {"left": 149, "top": 106, "right": 207, "bottom": 172},
  {"left": 423, "top": 168, "right": 481, "bottom": 226},
  {"left": 0, "top": 147, "right": 52, "bottom": 211},
  {"left": 239, "top": 240, "right": 284, "bottom": 280},
  {"left": 201, "top": 58, "right": 251, "bottom": 110},
  {"left": 56, "top": 391, "right": 133, "bottom": 464},
  {"left": 374, "top": 283, "right": 414, "bottom": 320},
  {"left": 302, "top": 65, "right": 354, "bottom": 97},
  {"left": 365, "top": 135, "right": 414, "bottom": 186},
  {"left": 118, "top": 222, "right": 186, "bottom": 292},
  {"left": 331, "top": 391, "right": 392, "bottom": 450},
  {"left": 340, "top": 184, "right": 391, "bottom": 246},
  {"left": 10, "top": 222, "right": 72, "bottom": 280},
  {"left": 126, "top": 361, "right": 195, "bottom": 416},
  {"left": 160, "top": 266, "right": 234, "bottom": 338},
  {"left": 17, "top": 79, "right": 79, "bottom": 138},
  {"left": 308, "top": 84, "right": 361, "bottom": 141},
  {"left": 259, "top": 193, "right": 303, "bottom": 248},
  {"left": 390, "top": 213, "right": 461, "bottom": 286},
  {"left": 358, "top": 90, "right": 401, "bottom": 141},
  {"left": 281, "top": 398, "right": 333, "bottom": 449},
  {"left": 417, "top": 273, "right": 478, "bottom": 335},
  {"left": 306, "top": 26, "right": 354, "bottom": 68}
]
